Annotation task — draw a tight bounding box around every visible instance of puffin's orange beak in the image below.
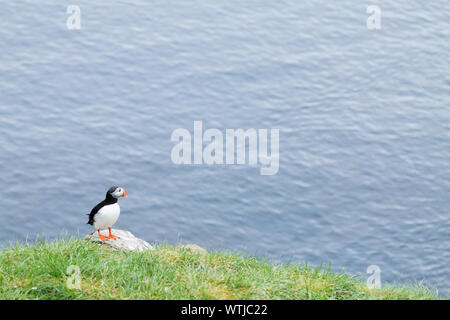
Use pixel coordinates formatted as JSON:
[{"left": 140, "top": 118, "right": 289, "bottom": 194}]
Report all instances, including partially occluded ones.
[{"left": 122, "top": 189, "right": 128, "bottom": 198}]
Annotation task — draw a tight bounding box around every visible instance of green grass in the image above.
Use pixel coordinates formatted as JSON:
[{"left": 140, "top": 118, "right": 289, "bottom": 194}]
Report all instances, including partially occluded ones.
[{"left": 0, "top": 238, "right": 439, "bottom": 300}]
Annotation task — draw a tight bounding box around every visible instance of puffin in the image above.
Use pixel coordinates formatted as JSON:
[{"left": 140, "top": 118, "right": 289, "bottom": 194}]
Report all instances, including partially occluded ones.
[{"left": 87, "top": 186, "right": 128, "bottom": 241}]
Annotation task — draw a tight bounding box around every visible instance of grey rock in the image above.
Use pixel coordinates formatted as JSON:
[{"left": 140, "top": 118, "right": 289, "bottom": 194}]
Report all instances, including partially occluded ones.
[{"left": 84, "top": 229, "right": 154, "bottom": 252}]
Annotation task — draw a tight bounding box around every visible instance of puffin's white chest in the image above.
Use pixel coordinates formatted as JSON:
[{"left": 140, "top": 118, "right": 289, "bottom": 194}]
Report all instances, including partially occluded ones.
[{"left": 94, "top": 203, "right": 120, "bottom": 229}]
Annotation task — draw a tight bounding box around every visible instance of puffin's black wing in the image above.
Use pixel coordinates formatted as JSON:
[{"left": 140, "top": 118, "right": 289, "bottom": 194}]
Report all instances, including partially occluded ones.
[{"left": 87, "top": 200, "right": 106, "bottom": 225}]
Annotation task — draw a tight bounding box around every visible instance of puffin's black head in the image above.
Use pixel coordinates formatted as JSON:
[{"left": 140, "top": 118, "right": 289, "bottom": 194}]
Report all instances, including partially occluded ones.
[{"left": 106, "top": 185, "right": 128, "bottom": 199}]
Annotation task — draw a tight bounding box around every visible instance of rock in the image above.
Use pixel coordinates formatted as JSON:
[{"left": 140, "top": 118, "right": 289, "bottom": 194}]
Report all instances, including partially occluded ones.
[
  {"left": 177, "top": 244, "right": 207, "bottom": 254},
  {"left": 84, "top": 229, "right": 154, "bottom": 252}
]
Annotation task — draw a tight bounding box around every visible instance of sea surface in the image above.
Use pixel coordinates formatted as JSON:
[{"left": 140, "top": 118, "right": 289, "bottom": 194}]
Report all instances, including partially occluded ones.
[{"left": 0, "top": 1, "right": 449, "bottom": 294}]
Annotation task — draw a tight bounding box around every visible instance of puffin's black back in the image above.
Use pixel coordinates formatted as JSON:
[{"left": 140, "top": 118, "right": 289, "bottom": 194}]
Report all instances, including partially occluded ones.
[{"left": 87, "top": 186, "right": 119, "bottom": 225}]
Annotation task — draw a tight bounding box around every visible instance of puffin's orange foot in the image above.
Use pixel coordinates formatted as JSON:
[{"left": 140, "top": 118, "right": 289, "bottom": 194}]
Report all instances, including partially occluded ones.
[
  {"left": 98, "top": 233, "right": 108, "bottom": 241},
  {"left": 108, "top": 228, "right": 119, "bottom": 239}
]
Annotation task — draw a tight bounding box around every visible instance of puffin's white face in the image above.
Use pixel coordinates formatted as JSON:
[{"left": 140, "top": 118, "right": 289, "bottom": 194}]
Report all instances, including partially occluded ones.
[{"left": 110, "top": 186, "right": 128, "bottom": 199}]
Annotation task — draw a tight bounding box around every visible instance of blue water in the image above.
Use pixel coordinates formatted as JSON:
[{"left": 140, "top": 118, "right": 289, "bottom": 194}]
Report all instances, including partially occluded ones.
[{"left": 0, "top": 1, "right": 449, "bottom": 295}]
